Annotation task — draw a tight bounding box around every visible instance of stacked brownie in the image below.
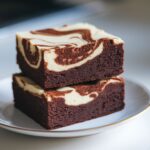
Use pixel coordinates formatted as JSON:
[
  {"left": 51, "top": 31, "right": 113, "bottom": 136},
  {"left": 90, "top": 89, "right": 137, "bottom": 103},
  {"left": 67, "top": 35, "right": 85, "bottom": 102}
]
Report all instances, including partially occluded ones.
[{"left": 13, "top": 23, "right": 125, "bottom": 129}]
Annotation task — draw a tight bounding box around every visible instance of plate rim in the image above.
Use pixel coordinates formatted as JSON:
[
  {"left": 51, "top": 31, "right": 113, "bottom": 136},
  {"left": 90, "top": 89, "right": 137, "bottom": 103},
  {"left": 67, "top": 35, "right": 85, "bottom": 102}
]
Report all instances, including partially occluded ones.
[{"left": 0, "top": 77, "right": 150, "bottom": 134}]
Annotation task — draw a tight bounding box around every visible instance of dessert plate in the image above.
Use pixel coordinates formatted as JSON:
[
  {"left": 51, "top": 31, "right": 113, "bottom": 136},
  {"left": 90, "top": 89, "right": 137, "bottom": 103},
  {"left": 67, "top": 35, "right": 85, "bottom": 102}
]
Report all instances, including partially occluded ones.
[{"left": 0, "top": 78, "right": 149, "bottom": 138}]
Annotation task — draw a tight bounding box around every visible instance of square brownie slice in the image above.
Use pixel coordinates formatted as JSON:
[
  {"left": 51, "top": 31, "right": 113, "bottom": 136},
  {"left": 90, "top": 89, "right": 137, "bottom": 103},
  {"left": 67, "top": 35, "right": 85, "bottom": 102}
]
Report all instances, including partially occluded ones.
[
  {"left": 13, "top": 74, "right": 125, "bottom": 130},
  {"left": 16, "top": 23, "right": 124, "bottom": 89}
]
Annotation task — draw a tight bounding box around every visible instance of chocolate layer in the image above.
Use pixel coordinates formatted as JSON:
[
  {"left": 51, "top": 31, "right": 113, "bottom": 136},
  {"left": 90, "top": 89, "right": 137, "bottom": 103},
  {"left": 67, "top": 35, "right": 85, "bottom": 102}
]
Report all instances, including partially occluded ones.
[
  {"left": 13, "top": 74, "right": 125, "bottom": 129},
  {"left": 17, "top": 39, "right": 124, "bottom": 89},
  {"left": 16, "top": 23, "right": 124, "bottom": 89}
]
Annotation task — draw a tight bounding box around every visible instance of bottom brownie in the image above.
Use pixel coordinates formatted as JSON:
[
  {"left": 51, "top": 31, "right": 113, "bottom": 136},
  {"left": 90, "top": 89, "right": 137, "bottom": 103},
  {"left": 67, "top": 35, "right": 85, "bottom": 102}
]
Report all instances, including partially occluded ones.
[{"left": 12, "top": 74, "right": 125, "bottom": 130}]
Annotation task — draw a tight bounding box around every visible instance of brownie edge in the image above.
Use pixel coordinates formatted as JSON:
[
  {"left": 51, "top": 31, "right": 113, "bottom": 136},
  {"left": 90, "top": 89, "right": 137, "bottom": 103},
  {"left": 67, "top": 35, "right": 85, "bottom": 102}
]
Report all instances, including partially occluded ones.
[
  {"left": 16, "top": 23, "right": 124, "bottom": 89},
  {"left": 13, "top": 74, "right": 125, "bottom": 130}
]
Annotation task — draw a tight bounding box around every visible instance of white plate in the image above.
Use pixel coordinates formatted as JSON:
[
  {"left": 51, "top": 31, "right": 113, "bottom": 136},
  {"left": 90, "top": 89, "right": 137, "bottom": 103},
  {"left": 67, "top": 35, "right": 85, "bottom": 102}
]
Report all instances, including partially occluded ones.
[{"left": 0, "top": 78, "right": 149, "bottom": 138}]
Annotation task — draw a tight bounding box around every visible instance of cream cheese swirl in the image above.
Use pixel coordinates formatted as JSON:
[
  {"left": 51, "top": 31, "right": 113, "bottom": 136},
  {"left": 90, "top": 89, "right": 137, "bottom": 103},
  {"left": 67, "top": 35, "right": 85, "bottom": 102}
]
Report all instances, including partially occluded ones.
[{"left": 16, "top": 23, "right": 124, "bottom": 72}]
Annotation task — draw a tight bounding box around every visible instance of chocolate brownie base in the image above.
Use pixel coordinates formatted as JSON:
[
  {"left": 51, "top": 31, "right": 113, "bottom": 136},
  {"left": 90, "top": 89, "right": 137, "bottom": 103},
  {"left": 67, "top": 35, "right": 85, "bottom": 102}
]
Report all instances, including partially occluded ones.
[
  {"left": 17, "top": 39, "right": 124, "bottom": 89},
  {"left": 16, "top": 23, "right": 124, "bottom": 89},
  {"left": 13, "top": 74, "right": 125, "bottom": 130}
]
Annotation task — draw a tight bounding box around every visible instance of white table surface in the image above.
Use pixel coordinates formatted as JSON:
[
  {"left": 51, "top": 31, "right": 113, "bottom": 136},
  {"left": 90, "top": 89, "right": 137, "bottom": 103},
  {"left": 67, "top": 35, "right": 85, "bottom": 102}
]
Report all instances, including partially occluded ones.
[{"left": 0, "top": 0, "right": 150, "bottom": 149}]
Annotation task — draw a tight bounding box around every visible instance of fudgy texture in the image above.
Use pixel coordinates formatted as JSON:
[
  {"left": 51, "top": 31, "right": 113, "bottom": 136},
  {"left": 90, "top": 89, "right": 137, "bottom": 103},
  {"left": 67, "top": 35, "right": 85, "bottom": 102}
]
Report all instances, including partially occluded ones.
[
  {"left": 17, "top": 39, "right": 124, "bottom": 89},
  {"left": 13, "top": 75, "right": 125, "bottom": 130}
]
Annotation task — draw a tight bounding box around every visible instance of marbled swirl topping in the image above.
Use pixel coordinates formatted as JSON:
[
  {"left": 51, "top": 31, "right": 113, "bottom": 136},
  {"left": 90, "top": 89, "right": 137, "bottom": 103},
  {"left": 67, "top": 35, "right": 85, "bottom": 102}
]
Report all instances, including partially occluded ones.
[
  {"left": 15, "top": 75, "right": 124, "bottom": 106},
  {"left": 16, "top": 23, "right": 124, "bottom": 72}
]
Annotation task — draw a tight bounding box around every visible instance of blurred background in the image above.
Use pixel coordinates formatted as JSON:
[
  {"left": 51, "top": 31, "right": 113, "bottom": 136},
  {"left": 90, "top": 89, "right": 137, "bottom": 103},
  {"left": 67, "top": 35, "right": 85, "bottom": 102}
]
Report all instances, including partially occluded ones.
[
  {"left": 0, "top": 0, "right": 149, "bottom": 27},
  {"left": 0, "top": 0, "right": 150, "bottom": 149},
  {"left": 0, "top": 0, "right": 149, "bottom": 81}
]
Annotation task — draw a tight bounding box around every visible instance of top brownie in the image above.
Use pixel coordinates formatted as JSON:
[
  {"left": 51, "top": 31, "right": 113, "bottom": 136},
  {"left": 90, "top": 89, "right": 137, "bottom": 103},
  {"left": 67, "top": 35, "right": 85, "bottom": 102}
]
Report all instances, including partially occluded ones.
[{"left": 16, "top": 23, "right": 124, "bottom": 89}]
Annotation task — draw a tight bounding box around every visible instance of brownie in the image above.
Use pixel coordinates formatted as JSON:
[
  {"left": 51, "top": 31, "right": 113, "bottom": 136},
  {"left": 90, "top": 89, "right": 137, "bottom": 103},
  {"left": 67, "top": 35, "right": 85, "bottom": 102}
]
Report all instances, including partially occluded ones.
[
  {"left": 13, "top": 74, "right": 125, "bottom": 130},
  {"left": 16, "top": 23, "right": 124, "bottom": 89}
]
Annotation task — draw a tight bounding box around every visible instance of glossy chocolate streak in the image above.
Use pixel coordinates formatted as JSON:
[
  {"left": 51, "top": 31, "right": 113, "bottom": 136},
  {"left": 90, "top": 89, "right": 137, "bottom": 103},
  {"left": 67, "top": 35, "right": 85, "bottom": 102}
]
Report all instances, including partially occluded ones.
[
  {"left": 22, "top": 39, "right": 40, "bottom": 65},
  {"left": 31, "top": 29, "right": 94, "bottom": 42},
  {"left": 74, "top": 77, "right": 123, "bottom": 96},
  {"left": 45, "top": 90, "right": 72, "bottom": 100},
  {"left": 45, "top": 77, "right": 123, "bottom": 99},
  {"left": 31, "top": 28, "right": 103, "bottom": 65}
]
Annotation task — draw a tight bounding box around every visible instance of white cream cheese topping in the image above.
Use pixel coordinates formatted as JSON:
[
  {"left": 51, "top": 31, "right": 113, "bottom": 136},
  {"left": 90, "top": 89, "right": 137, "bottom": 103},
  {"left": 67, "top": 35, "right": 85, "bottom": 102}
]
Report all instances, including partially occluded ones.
[
  {"left": 15, "top": 75, "right": 122, "bottom": 106},
  {"left": 17, "top": 23, "right": 124, "bottom": 72}
]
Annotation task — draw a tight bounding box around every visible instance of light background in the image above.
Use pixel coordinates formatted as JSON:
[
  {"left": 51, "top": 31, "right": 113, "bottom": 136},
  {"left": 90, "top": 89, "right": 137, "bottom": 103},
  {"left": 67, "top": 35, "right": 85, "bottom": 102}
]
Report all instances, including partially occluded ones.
[{"left": 0, "top": 0, "right": 150, "bottom": 149}]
